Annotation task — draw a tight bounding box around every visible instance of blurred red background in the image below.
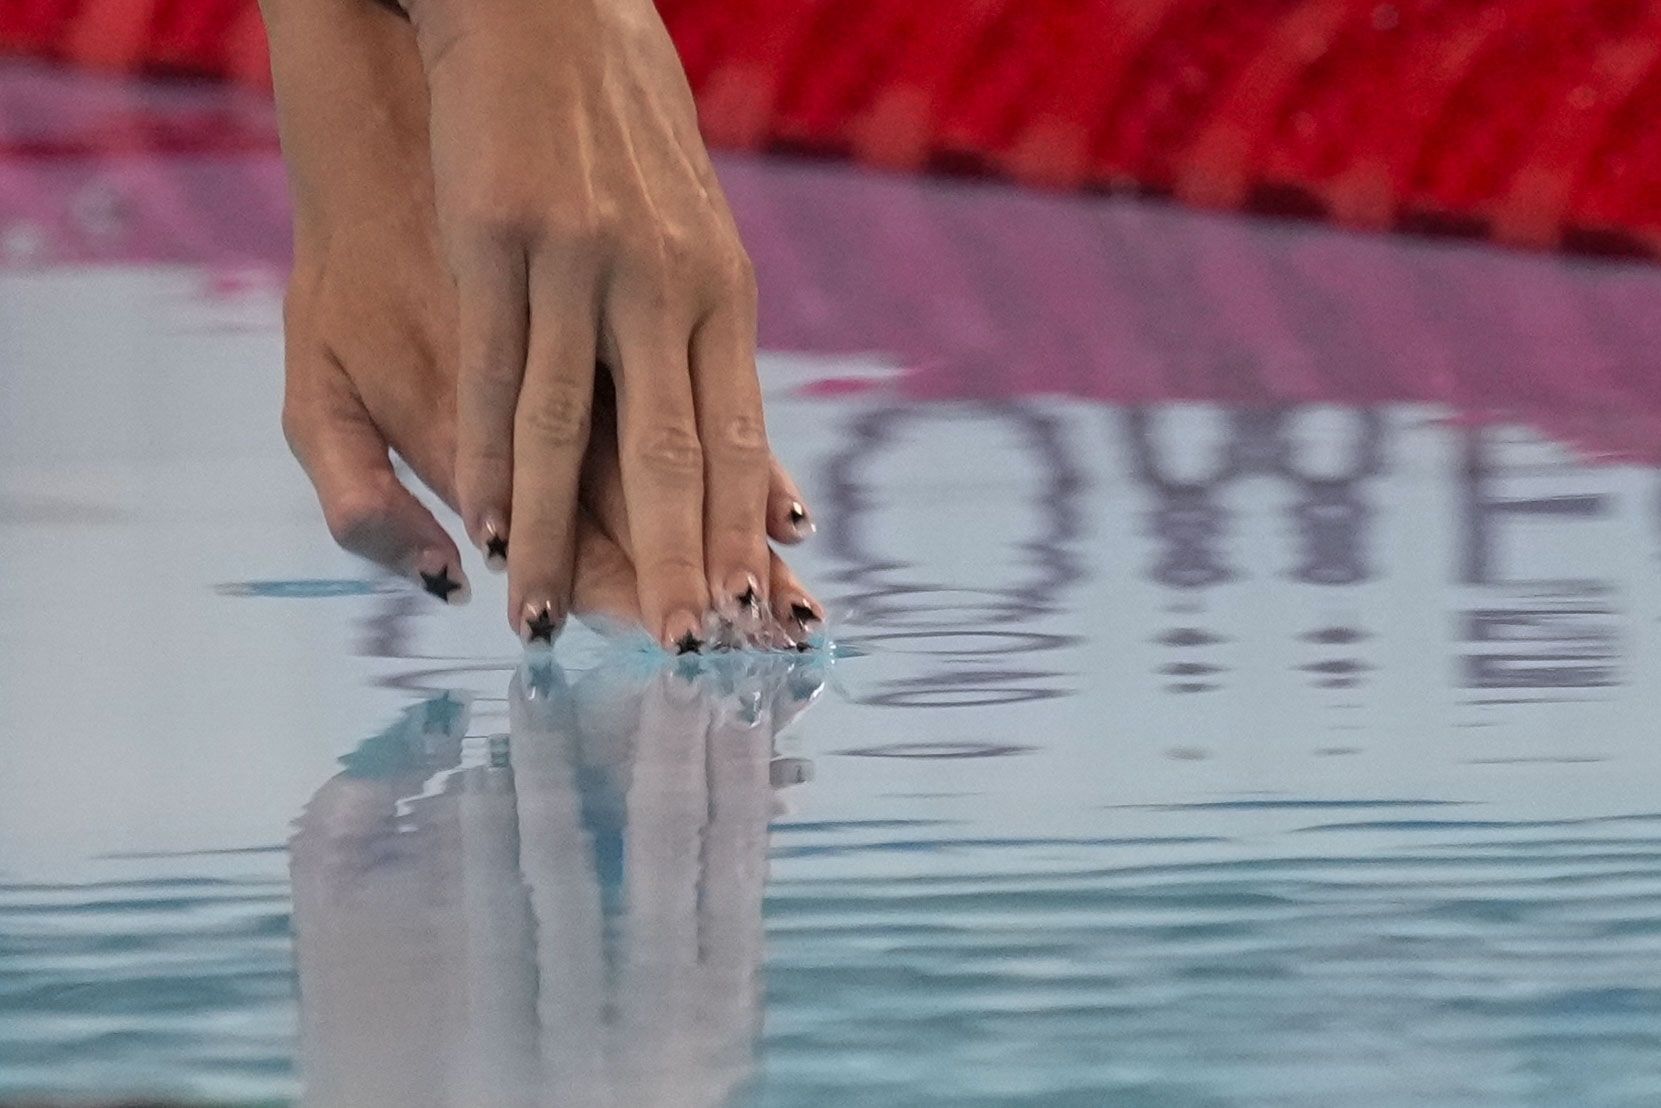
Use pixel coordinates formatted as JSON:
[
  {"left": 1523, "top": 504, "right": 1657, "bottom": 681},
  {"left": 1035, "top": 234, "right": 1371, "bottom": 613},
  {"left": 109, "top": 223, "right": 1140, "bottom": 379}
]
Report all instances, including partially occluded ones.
[{"left": 7, "top": 0, "right": 1661, "bottom": 257}]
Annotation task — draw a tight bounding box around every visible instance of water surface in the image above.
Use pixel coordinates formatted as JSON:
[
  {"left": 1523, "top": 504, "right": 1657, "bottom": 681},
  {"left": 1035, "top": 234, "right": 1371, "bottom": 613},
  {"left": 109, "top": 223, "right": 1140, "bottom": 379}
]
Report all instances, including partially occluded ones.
[{"left": 6, "top": 58, "right": 1661, "bottom": 1107}]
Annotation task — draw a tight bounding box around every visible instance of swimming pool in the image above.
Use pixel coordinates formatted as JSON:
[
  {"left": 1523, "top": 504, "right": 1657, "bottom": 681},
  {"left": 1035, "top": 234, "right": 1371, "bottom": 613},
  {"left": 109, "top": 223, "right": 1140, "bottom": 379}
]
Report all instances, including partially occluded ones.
[{"left": 6, "top": 59, "right": 1661, "bottom": 1108}]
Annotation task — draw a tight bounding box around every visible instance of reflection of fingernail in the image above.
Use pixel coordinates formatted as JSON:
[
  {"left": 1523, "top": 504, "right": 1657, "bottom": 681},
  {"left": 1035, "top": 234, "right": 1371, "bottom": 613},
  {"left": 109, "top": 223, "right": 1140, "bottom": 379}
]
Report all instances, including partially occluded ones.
[
  {"left": 479, "top": 516, "right": 509, "bottom": 572},
  {"left": 770, "top": 756, "right": 814, "bottom": 787},
  {"left": 415, "top": 552, "right": 470, "bottom": 606},
  {"left": 787, "top": 501, "right": 816, "bottom": 538},
  {"left": 665, "top": 610, "right": 704, "bottom": 655},
  {"left": 520, "top": 601, "right": 561, "bottom": 647}
]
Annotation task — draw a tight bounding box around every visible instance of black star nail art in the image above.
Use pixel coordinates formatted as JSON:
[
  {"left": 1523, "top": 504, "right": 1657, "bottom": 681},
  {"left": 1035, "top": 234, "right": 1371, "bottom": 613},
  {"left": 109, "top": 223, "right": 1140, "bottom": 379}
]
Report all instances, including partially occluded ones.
[
  {"left": 485, "top": 533, "right": 508, "bottom": 563},
  {"left": 790, "top": 601, "right": 820, "bottom": 627},
  {"left": 788, "top": 502, "right": 809, "bottom": 526},
  {"left": 524, "top": 607, "right": 559, "bottom": 645},
  {"left": 675, "top": 630, "right": 703, "bottom": 655},
  {"left": 737, "top": 583, "right": 760, "bottom": 613},
  {"left": 420, "top": 567, "right": 463, "bottom": 603}
]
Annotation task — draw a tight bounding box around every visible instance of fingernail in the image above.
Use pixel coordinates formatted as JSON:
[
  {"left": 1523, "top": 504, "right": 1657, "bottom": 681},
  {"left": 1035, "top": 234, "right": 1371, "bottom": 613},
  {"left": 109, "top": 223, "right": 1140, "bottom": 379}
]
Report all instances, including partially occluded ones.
[
  {"left": 415, "top": 552, "right": 470, "bottom": 606},
  {"left": 789, "top": 598, "right": 823, "bottom": 632},
  {"left": 787, "top": 500, "right": 816, "bottom": 538},
  {"left": 719, "top": 573, "right": 766, "bottom": 637},
  {"left": 479, "top": 516, "right": 509, "bottom": 572},
  {"left": 664, "top": 610, "right": 704, "bottom": 655},
  {"left": 770, "top": 757, "right": 814, "bottom": 787},
  {"left": 520, "top": 600, "right": 561, "bottom": 647},
  {"left": 787, "top": 597, "right": 824, "bottom": 647}
]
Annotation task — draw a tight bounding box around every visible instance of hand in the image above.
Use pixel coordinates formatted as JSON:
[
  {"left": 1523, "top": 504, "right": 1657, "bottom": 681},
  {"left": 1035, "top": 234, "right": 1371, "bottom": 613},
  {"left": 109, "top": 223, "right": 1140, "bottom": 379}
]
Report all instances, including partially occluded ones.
[
  {"left": 263, "top": 0, "right": 472, "bottom": 604},
  {"left": 406, "top": 0, "right": 776, "bottom": 648},
  {"left": 263, "top": 0, "right": 822, "bottom": 645}
]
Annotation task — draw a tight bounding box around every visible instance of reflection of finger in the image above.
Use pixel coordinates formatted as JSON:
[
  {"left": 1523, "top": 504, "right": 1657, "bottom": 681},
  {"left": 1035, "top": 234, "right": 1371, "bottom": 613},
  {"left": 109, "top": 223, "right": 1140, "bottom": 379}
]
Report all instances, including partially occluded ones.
[
  {"left": 615, "top": 669, "right": 712, "bottom": 1100},
  {"left": 609, "top": 302, "right": 710, "bottom": 650},
  {"left": 767, "top": 655, "right": 828, "bottom": 732},
  {"left": 508, "top": 668, "right": 611, "bottom": 1102},
  {"left": 572, "top": 666, "right": 646, "bottom": 775},
  {"left": 283, "top": 350, "right": 470, "bottom": 606},
  {"left": 291, "top": 748, "right": 470, "bottom": 1105},
  {"left": 453, "top": 763, "right": 539, "bottom": 1106},
  {"left": 766, "top": 454, "right": 815, "bottom": 544},
  {"left": 454, "top": 252, "right": 529, "bottom": 577},
  {"left": 697, "top": 671, "right": 773, "bottom": 1095},
  {"left": 769, "top": 549, "right": 824, "bottom": 645},
  {"left": 691, "top": 304, "right": 772, "bottom": 638},
  {"left": 508, "top": 261, "right": 599, "bottom": 645}
]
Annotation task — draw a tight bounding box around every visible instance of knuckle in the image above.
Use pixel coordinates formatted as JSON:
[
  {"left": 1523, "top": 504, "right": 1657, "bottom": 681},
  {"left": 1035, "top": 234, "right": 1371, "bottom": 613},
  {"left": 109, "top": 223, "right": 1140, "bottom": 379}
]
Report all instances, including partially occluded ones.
[
  {"left": 623, "top": 225, "right": 700, "bottom": 287},
  {"left": 718, "top": 247, "right": 757, "bottom": 301},
  {"left": 518, "top": 383, "right": 592, "bottom": 448},
  {"left": 706, "top": 413, "right": 768, "bottom": 463},
  {"left": 458, "top": 186, "right": 537, "bottom": 244},
  {"left": 279, "top": 401, "right": 308, "bottom": 459},
  {"left": 322, "top": 487, "right": 394, "bottom": 553},
  {"left": 632, "top": 424, "right": 704, "bottom": 482},
  {"left": 540, "top": 210, "right": 616, "bottom": 262}
]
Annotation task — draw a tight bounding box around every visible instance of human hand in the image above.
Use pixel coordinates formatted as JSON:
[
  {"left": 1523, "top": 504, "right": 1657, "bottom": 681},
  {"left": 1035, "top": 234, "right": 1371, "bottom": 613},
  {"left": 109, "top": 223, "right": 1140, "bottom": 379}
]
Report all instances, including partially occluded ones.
[
  {"left": 263, "top": 0, "right": 472, "bottom": 604},
  {"left": 404, "top": 0, "right": 779, "bottom": 649},
  {"left": 263, "top": 0, "right": 821, "bottom": 646}
]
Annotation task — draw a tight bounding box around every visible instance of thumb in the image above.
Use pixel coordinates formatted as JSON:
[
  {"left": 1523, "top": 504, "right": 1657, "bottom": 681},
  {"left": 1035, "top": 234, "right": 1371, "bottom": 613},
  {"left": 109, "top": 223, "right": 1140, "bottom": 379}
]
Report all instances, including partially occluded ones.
[{"left": 284, "top": 349, "right": 472, "bottom": 606}]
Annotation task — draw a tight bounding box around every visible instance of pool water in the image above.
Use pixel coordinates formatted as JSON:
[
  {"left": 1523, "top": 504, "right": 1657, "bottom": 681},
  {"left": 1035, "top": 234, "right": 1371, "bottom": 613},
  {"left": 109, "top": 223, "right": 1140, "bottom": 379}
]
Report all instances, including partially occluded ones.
[{"left": 7, "top": 59, "right": 1661, "bottom": 1108}]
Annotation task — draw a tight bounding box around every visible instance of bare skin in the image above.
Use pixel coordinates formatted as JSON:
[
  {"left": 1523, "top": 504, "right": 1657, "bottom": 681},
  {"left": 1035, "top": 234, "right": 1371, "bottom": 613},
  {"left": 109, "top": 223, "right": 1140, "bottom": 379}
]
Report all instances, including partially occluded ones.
[
  {"left": 260, "top": 0, "right": 821, "bottom": 645},
  {"left": 401, "top": 0, "right": 780, "bottom": 648}
]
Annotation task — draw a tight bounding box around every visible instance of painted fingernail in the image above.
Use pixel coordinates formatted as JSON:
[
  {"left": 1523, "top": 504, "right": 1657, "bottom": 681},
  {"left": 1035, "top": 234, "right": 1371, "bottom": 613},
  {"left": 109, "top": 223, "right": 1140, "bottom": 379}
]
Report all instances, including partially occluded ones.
[
  {"left": 415, "top": 552, "right": 470, "bottom": 606},
  {"left": 664, "top": 610, "right": 704, "bottom": 655},
  {"left": 787, "top": 500, "right": 816, "bottom": 538},
  {"left": 520, "top": 601, "right": 561, "bottom": 647},
  {"left": 719, "top": 573, "right": 766, "bottom": 637},
  {"left": 479, "top": 516, "right": 509, "bottom": 572},
  {"left": 789, "top": 598, "right": 823, "bottom": 631}
]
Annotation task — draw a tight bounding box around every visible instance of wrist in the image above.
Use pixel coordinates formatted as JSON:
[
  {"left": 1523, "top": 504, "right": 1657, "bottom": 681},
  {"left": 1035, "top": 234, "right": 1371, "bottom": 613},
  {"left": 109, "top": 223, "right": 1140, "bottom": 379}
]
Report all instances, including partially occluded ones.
[{"left": 265, "top": 0, "right": 434, "bottom": 242}]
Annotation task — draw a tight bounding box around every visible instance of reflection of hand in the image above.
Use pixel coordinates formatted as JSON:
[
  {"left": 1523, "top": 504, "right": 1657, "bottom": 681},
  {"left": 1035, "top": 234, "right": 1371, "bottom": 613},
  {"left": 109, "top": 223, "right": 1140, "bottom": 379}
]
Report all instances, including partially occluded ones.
[
  {"left": 404, "top": 0, "right": 777, "bottom": 649},
  {"left": 289, "top": 656, "right": 823, "bottom": 1108}
]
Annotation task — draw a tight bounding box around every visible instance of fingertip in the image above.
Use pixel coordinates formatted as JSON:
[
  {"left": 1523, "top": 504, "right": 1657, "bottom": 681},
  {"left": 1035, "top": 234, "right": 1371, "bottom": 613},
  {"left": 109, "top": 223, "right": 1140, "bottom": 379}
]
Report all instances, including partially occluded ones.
[
  {"left": 413, "top": 548, "right": 472, "bottom": 607},
  {"left": 475, "top": 512, "right": 510, "bottom": 573},
  {"left": 663, "top": 608, "right": 708, "bottom": 655},
  {"left": 766, "top": 476, "right": 815, "bottom": 544},
  {"left": 765, "top": 453, "right": 815, "bottom": 543},
  {"left": 516, "top": 598, "right": 564, "bottom": 649},
  {"left": 769, "top": 553, "right": 825, "bottom": 648}
]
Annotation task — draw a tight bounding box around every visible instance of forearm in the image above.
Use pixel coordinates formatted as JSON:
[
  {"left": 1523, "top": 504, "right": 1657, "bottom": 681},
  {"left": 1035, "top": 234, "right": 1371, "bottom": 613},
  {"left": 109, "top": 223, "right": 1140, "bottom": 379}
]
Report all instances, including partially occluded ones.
[{"left": 259, "top": 0, "right": 436, "bottom": 254}]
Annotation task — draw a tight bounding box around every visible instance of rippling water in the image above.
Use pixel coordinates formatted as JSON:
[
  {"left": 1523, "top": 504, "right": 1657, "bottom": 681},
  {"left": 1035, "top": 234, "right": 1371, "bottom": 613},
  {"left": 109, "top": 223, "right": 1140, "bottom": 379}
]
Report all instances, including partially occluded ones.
[
  {"left": 0, "top": 866, "right": 294, "bottom": 1102},
  {"left": 12, "top": 816, "right": 1661, "bottom": 1105},
  {"left": 13, "top": 59, "right": 1661, "bottom": 1107}
]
